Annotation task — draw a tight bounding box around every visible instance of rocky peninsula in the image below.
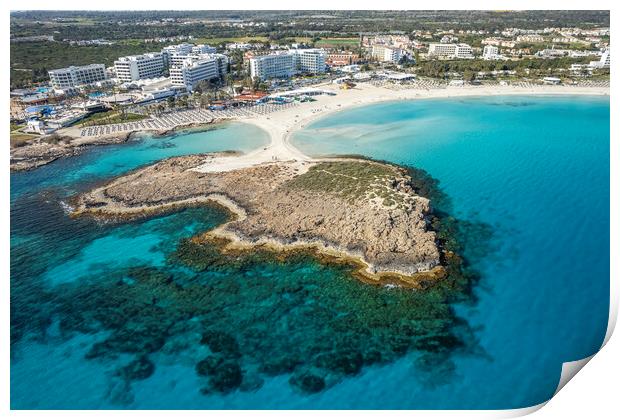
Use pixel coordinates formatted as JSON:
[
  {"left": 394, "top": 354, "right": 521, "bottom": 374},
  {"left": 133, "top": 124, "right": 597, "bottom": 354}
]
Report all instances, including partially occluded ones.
[
  {"left": 10, "top": 132, "right": 133, "bottom": 171},
  {"left": 74, "top": 154, "right": 444, "bottom": 286}
]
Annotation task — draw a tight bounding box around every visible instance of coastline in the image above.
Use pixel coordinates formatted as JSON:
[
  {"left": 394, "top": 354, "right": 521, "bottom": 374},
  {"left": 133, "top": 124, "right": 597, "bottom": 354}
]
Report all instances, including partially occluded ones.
[
  {"left": 73, "top": 155, "right": 446, "bottom": 286},
  {"left": 9, "top": 118, "right": 228, "bottom": 172},
  {"left": 65, "top": 85, "right": 608, "bottom": 284},
  {"left": 10, "top": 84, "right": 608, "bottom": 173},
  {"left": 192, "top": 83, "right": 610, "bottom": 173}
]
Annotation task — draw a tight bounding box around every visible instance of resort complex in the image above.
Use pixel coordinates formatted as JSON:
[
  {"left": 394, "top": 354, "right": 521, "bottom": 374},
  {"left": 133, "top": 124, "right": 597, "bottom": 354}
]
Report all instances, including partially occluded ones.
[{"left": 9, "top": 10, "right": 610, "bottom": 140}]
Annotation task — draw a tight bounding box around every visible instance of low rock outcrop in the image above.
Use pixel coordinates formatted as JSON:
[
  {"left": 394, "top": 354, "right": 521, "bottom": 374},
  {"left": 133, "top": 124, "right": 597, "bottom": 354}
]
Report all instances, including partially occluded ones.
[{"left": 74, "top": 154, "right": 443, "bottom": 283}]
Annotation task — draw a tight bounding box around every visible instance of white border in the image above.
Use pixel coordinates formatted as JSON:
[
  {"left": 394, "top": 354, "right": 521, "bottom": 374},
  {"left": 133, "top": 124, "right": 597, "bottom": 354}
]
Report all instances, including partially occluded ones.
[{"left": 3, "top": 1, "right": 617, "bottom": 418}]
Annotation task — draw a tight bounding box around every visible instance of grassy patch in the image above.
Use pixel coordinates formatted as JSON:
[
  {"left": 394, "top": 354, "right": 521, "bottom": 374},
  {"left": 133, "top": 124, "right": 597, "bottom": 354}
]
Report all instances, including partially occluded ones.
[
  {"left": 314, "top": 38, "right": 360, "bottom": 48},
  {"left": 286, "top": 160, "right": 408, "bottom": 207}
]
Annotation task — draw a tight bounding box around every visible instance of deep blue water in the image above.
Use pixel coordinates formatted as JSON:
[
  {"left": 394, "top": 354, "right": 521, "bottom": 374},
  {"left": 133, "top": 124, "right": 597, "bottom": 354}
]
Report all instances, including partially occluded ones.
[{"left": 10, "top": 97, "right": 609, "bottom": 409}]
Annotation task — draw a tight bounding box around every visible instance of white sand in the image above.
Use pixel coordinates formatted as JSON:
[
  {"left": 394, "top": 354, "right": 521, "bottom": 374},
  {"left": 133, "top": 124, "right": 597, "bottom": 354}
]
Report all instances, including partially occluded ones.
[{"left": 192, "top": 83, "right": 609, "bottom": 173}]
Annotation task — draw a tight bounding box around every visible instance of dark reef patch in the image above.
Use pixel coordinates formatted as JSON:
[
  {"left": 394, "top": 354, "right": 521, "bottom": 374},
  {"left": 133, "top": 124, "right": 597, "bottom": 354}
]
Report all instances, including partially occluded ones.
[{"left": 10, "top": 164, "right": 494, "bottom": 403}]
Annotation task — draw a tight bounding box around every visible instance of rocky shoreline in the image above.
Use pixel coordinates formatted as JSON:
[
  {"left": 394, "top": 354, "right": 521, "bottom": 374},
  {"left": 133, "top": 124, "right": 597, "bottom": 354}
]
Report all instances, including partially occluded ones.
[
  {"left": 73, "top": 154, "right": 445, "bottom": 286},
  {"left": 10, "top": 132, "right": 134, "bottom": 172},
  {"left": 9, "top": 119, "right": 224, "bottom": 172}
]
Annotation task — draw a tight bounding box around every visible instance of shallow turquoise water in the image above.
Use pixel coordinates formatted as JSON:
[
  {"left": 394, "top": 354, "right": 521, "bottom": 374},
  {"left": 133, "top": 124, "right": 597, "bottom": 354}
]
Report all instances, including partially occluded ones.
[
  {"left": 292, "top": 95, "right": 610, "bottom": 408},
  {"left": 10, "top": 97, "right": 609, "bottom": 409},
  {"left": 10, "top": 121, "right": 269, "bottom": 201}
]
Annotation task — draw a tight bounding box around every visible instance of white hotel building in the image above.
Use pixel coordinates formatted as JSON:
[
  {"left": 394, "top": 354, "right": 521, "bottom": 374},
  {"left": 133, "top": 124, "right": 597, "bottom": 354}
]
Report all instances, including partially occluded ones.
[
  {"left": 170, "top": 54, "right": 228, "bottom": 91},
  {"left": 589, "top": 49, "right": 610, "bottom": 69},
  {"left": 295, "top": 49, "right": 327, "bottom": 74},
  {"left": 250, "top": 53, "right": 296, "bottom": 80},
  {"left": 428, "top": 43, "right": 474, "bottom": 59},
  {"left": 162, "top": 43, "right": 217, "bottom": 67},
  {"left": 482, "top": 45, "right": 503, "bottom": 60},
  {"left": 371, "top": 45, "right": 404, "bottom": 63},
  {"left": 250, "top": 49, "right": 327, "bottom": 81},
  {"left": 48, "top": 64, "right": 107, "bottom": 89},
  {"left": 114, "top": 53, "right": 166, "bottom": 83}
]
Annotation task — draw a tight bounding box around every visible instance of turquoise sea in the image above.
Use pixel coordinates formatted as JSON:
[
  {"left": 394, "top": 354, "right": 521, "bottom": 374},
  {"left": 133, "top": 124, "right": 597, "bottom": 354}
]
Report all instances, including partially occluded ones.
[{"left": 10, "top": 96, "right": 610, "bottom": 409}]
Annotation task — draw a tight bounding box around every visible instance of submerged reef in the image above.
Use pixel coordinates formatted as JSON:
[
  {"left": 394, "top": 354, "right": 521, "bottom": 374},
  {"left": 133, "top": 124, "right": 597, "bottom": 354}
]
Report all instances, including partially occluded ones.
[{"left": 11, "top": 158, "right": 493, "bottom": 403}]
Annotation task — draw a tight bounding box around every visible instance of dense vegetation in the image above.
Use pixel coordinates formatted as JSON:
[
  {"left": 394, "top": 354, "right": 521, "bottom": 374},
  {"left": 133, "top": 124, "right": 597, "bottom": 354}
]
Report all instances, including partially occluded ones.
[
  {"left": 10, "top": 42, "right": 155, "bottom": 88},
  {"left": 11, "top": 10, "right": 609, "bottom": 40},
  {"left": 10, "top": 10, "right": 609, "bottom": 88}
]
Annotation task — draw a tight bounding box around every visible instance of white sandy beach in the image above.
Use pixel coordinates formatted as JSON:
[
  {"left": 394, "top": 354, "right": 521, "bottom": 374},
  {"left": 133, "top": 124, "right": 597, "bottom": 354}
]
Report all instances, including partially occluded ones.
[{"left": 191, "top": 83, "right": 609, "bottom": 173}]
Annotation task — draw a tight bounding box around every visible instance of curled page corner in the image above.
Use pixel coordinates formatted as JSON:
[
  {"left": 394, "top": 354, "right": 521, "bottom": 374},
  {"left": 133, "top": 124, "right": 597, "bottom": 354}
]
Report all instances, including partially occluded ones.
[
  {"left": 552, "top": 292, "right": 617, "bottom": 397},
  {"left": 553, "top": 291, "right": 618, "bottom": 396},
  {"left": 554, "top": 355, "right": 595, "bottom": 396},
  {"left": 499, "top": 401, "right": 548, "bottom": 418}
]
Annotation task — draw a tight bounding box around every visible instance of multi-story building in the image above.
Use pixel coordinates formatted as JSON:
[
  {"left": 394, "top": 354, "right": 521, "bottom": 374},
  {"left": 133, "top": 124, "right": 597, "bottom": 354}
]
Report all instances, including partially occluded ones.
[
  {"left": 482, "top": 45, "right": 503, "bottom": 60},
  {"left": 516, "top": 35, "right": 545, "bottom": 43},
  {"left": 163, "top": 43, "right": 218, "bottom": 68},
  {"left": 590, "top": 49, "right": 610, "bottom": 69},
  {"left": 114, "top": 53, "right": 166, "bottom": 82},
  {"left": 162, "top": 43, "right": 194, "bottom": 57},
  {"left": 192, "top": 44, "right": 217, "bottom": 55},
  {"left": 294, "top": 49, "right": 327, "bottom": 74},
  {"left": 371, "top": 45, "right": 404, "bottom": 63},
  {"left": 170, "top": 54, "right": 228, "bottom": 91},
  {"left": 162, "top": 43, "right": 193, "bottom": 68},
  {"left": 599, "top": 49, "right": 610, "bottom": 68},
  {"left": 326, "top": 52, "right": 360, "bottom": 67},
  {"left": 48, "top": 64, "right": 107, "bottom": 89},
  {"left": 428, "top": 43, "right": 473, "bottom": 59},
  {"left": 249, "top": 49, "right": 327, "bottom": 80},
  {"left": 482, "top": 38, "right": 517, "bottom": 48},
  {"left": 250, "top": 53, "right": 297, "bottom": 80}
]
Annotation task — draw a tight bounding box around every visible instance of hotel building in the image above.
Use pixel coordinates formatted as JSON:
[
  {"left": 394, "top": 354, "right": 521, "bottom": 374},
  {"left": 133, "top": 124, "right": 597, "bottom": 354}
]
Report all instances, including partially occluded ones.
[
  {"left": 48, "top": 64, "right": 107, "bottom": 89},
  {"left": 249, "top": 49, "right": 327, "bottom": 80},
  {"left": 590, "top": 49, "right": 610, "bottom": 69},
  {"left": 192, "top": 44, "right": 217, "bottom": 55},
  {"left": 599, "top": 49, "right": 610, "bottom": 68},
  {"left": 482, "top": 45, "right": 503, "bottom": 60},
  {"left": 162, "top": 43, "right": 217, "bottom": 68},
  {"left": 170, "top": 54, "right": 229, "bottom": 91},
  {"left": 162, "top": 43, "right": 194, "bottom": 57},
  {"left": 250, "top": 53, "right": 297, "bottom": 80},
  {"left": 428, "top": 43, "right": 474, "bottom": 59},
  {"left": 114, "top": 53, "right": 166, "bottom": 82},
  {"left": 371, "top": 45, "right": 404, "bottom": 63},
  {"left": 295, "top": 49, "right": 327, "bottom": 74}
]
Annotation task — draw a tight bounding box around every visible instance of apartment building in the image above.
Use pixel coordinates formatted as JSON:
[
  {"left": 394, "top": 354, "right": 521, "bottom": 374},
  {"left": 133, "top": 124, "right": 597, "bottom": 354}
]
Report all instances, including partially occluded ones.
[
  {"left": 114, "top": 53, "right": 166, "bottom": 82},
  {"left": 482, "top": 38, "right": 517, "bottom": 48},
  {"left": 48, "top": 64, "right": 107, "bottom": 89},
  {"left": 371, "top": 45, "right": 404, "bottom": 63},
  {"left": 516, "top": 35, "right": 544, "bottom": 43},
  {"left": 170, "top": 54, "right": 228, "bottom": 91},
  {"left": 428, "top": 43, "right": 474, "bottom": 59}
]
